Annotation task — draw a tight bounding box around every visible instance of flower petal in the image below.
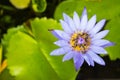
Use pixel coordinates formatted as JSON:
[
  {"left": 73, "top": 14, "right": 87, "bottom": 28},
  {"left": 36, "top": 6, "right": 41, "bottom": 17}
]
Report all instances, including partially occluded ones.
[
  {"left": 49, "top": 30, "right": 62, "bottom": 39},
  {"left": 63, "top": 13, "right": 69, "bottom": 23},
  {"left": 82, "top": 54, "right": 90, "bottom": 66},
  {"left": 63, "top": 13, "right": 76, "bottom": 32},
  {"left": 102, "top": 42, "right": 115, "bottom": 48},
  {"left": 60, "top": 20, "right": 72, "bottom": 34},
  {"left": 85, "top": 52, "right": 95, "bottom": 66},
  {"left": 85, "top": 15, "right": 96, "bottom": 32},
  {"left": 89, "top": 19, "right": 106, "bottom": 36},
  {"left": 92, "top": 30, "right": 109, "bottom": 40},
  {"left": 73, "top": 53, "right": 84, "bottom": 71},
  {"left": 80, "top": 7, "right": 88, "bottom": 31},
  {"left": 54, "top": 30, "right": 70, "bottom": 40},
  {"left": 54, "top": 40, "right": 69, "bottom": 47},
  {"left": 87, "top": 50, "right": 105, "bottom": 65},
  {"left": 73, "top": 11, "right": 81, "bottom": 30},
  {"left": 90, "top": 45, "right": 107, "bottom": 54},
  {"left": 92, "top": 39, "right": 110, "bottom": 47},
  {"left": 50, "top": 47, "right": 71, "bottom": 55},
  {"left": 62, "top": 51, "right": 74, "bottom": 62}
]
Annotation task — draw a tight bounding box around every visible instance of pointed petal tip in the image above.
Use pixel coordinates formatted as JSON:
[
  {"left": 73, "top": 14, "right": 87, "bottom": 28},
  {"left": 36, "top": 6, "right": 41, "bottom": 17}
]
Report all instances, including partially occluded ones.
[
  {"left": 100, "top": 18, "right": 106, "bottom": 24},
  {"left": 73, "top": 11, "right": 78, "bottom": 16},
  {"left": 62, "top": 12, "right": 66, "bottom": 15},
  {"left": 82, "top": 54, "right": 91, "bottom": 66},
  {"left": 62, "top": 58, "right": 68, "bottom": 62},
  {"left": 73, "top": 53, "right": 84, "bottom": 72},
  {"left": 87, "top": 63, "right": 91, "bottom": 66},
  {"left": 53, "top": 41, "right": 57, "bottom": 45},
  {"left": 90, "top": 19, "right": 107, "bottom": 35},
  {"left": 82, "top": 7, "right": 87, "bottom": 15},
  {"left": 85, "top": 14, "right": 96, "bottom": 32},
  {"left": 110, "top": 42, "right": 115, "bottom": 46},
  {"left": 81, "top": 7, "right": 87, "bottom": 19},
  {"left": 50, "top": 47, "right": 71, "bottom": 56},
  {"left": 93, "top": 15, "right": 96, "bottom": 19},
  {"left": 103, "top": 30, "right": 109, "bottom": 35},
  {"left": 73, "top": 11, "right": 77, "bottom": 14},
  {"left": 91, "top": 64, "right": 95, "bottom": 67},
  {"left": 75, "top": 65, "right": 80, "bottom": 71},
  {"left": 84, "top": 7, "right": 87, "bottom": 11},
  {"left": 112, "top": 42, "right": 115, "bottom": 46},
  {"left": 104, "top": 50, "right": 108, "bottom": 54},
  {"left": 94, "top": 14, "right": 96, "bottom": 17},
  {"left": 97, "top": 57, "right": 105, "bottom": 66},
  {"left": 110, "top": 42, "right": 115, "bottom": 45},
  {"left": 75, "top": 68, "right": 80, "bottom": 72},
  {"left": 63, "top": 12, "right": 69, "bottom": 21},
  {"left": 59, "top": 19, "right": 63, "bottom": 22},
  {"left": 102, "top": 19, "right": 106, "bottom": 23},
  {"left": 100, "top": 61, "right": 105, "bottom": 66},
  {"left": 50, "top": 51, "right": 57, "bottom": 55},
  {"left": 83, "top": 6, "right": 87, "bottom": 10},
  {"left": 50, "top": 51, "right": 61, "bottom": 56},
  {"left": 62, "top": 59, "right": 65, "bottom": 62},
  {"left": 106, "top": 30, "right": 109, "bottom": 33},
  {"left": 50, "top": 52, "right": 54, "bottom": 56},
  {"left": 90, "top": 45, "right": 108, "bottom": 54},
  {"left": 73, "top": 11, "right": 79, "bottom": 16},
  {"left": 63, "top": 12, "right": 68, "bottom": 17},
  {"left": 49, "top": 30, "right": 63, "bottom": 39},
  {"left": 102, "top": 42, "right": 115, "bottom": 48}
]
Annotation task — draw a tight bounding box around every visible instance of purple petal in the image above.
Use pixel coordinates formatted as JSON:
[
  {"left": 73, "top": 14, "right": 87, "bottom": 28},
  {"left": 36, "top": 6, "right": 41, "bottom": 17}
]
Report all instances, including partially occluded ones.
[
  {"left": 60, "top": 20, "right": 72, "bottom": 34},
  {"left": 85, "top": 52, "right": 95, "bottom": 66},
  {"left": 49, "top": 29, "right": 62, "bottom": 39},
  {"left": 90, "top": 45, "right": 107, "bottom": 54},
  {"left": 63, "top": 13, "right": 76, "bottom": 32},
  {"left": 54, "top": 30, "right": 70, "bottom": 40},
  {"left": 80, "top": 7, "right": 88, "bottom": 31},
  {"left": 63, "top": 13, "right": 70, "bottom": 23},
  {"left": 92, "top": 30, "right": 109, "bottom": 40},
  {"left": 62, "top": 51, "right": 74, "bottom": 62},
  {"left": 73, "top": 11, "right": 81, "bottom": 30},
  {"left": 54, "top": 40, "right": 69, "bottom": 47},
  {"left": 82, "top": 54, "right": 90, "bottom": 65},
  {"left": 50, "top": 47, "right": 71, "bottom": 55},
  {"left": 102, "top": 42, "right": 115, "bottom": 48},
  {"left": 85, "top": 15, "right": 96, "bottom": 32},
  {"left": 87, "top": 50, "right": 105, "bottom": 65},
  {"left": 89, "top": 19, "right": 106, "bottom": 36},
  {"left": 92, "top": 39, "right": 110, "bottom": 47},
  {"left": 73, "top": 53, "right": 84, "bottom": 71},
  {"left": 88, "top": 55, "right": 95, "bottom": 66}
]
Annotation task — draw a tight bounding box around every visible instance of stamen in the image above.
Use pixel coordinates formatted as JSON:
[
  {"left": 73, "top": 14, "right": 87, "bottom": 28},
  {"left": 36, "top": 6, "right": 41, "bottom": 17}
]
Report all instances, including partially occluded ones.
[{"left": 70, "top": 32, "right": 91, "bottom": 53}]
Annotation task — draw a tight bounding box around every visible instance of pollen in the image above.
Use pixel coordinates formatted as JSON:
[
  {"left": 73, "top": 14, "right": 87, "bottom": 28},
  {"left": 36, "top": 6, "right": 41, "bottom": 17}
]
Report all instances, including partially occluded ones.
[{"left": 70, "top": 32, "right": 91, "bottom": 53}]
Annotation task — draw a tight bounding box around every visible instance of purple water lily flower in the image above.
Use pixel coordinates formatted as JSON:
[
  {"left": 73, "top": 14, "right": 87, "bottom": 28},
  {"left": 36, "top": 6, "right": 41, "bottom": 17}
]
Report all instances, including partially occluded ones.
[{"left": 50, "top": 7, "right": 113, "bottom": 71}]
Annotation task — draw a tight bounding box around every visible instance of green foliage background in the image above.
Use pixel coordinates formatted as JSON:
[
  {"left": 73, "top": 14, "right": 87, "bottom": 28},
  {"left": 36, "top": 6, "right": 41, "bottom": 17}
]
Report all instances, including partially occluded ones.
[{"left": 0, "top": 0, "right": 120, "bottom": 80}]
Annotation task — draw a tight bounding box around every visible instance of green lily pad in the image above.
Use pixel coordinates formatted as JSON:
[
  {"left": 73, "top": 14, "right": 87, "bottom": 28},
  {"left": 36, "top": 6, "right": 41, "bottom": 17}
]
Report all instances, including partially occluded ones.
[
  {"left": 105, "top": 18, "right": 120, "bottom": 60},
  {"left": 6, "top": 31, "right": 61, "bottom": 80},
  {"left": 54, "top": 0, "right": 120, "bottom": 21},
  {"left": 3, "top": 18, "right": 77, "bottom": 80},
  {"left": 0, "top": 68, "right": 15, "bottom": 80},
  {"left": 2, "top": 25, "right": 26, "bottom": 53}
]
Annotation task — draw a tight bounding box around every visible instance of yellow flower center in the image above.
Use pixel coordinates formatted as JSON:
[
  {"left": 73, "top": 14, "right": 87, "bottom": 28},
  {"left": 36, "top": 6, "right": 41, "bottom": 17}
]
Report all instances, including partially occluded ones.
[{"left": 69, "top": 32, "right": 91, "bottom": 53}]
